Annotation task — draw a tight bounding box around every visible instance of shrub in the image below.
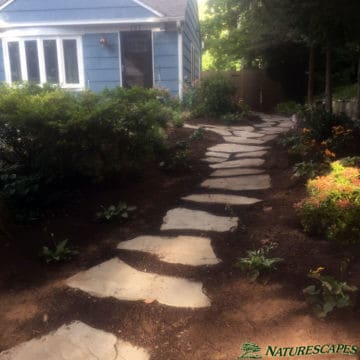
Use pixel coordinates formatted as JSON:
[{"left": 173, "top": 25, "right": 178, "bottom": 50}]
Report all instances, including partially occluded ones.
[
  {"left": 0, "top": 83, "right": 173, "bottom": 211},
  {"left": 296, "top": 159, "right": 360, "bottom": 244},
  {"left": 303, "top": 109, "right": 356, "bottom": 142},
  {"left": 276, "top": 101, "right": 306, "bottom": 117},
  {"left": 184, "top": 74, "right": 236, "bottom": 117}
]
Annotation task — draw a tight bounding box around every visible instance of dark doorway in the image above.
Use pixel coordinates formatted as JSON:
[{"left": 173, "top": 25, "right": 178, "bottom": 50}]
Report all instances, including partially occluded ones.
[{"left": 121, "top": 31, "right": 153, "bottom": 88}]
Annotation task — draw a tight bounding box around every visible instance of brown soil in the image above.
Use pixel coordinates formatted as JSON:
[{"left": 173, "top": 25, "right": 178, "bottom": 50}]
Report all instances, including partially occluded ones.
[{"left": 0, "top": 124, "right": 359, "bottom": 360}]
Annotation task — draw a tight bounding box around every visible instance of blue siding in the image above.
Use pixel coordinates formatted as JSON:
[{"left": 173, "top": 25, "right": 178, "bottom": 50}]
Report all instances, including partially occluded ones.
[
  {"left": 183, "top": 0, "right": 201, "bottom": 85},
  {"left": 153, "top": 31, "right": 179, "bottom": 96},
  {"left": 0, "top": 0, "right": 156, "bottom": 23},
  {"left": 0, "top": 40, "right": 5, "bottom": 82},
  {"left": 83, "top": 33, "right": 120, "bottom": 92}
]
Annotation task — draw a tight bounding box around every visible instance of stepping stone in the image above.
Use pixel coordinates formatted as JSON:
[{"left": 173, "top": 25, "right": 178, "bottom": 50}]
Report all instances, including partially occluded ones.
[
  {"left": 202, "top": 157, "right": 227, "bottom": 164},
  {"left": 205, "top": 128, "right": 232, "bottom": 136},
  {"left": 277, "top": 121, "right": 293, "bottom": 128},
  {"left": 161, "top": 208, "right": 238, "bottom": 232},
  {"left": 67, "top": 258, "right": 210, "bottom": 308},
  {"left": 235, "top": 151, "right": 267, "bottom": 158},
  {"left": 206, "top": 151, "right": 230, "bottom": 159},
  {"left": 210, "top": 168, "right": 265, "bottom": 177},
  {"left": 232, "top": 131, "right": 265, "bottom": 138},
  {"left": 262, "top": 134, "right": 279, "bottom": 142},
  {"left": 223, "top": 137, "right": 266, "bottom": 145},
  {"left": 182, "top": 193, "right": 262, "bottom": 205},
  {"left": 208, "top": 143, "right": 268, "bottom": 154},
  {"left": 210, "top": 158, "right": 265, "bottom": 169},
  {"left": 260, "top": 127, "right": 288, "bottom": 135},
  {"left": 118, "top": 235, "right": 220, "bottom": 266},
  {"left": 229, "top": 126, "right": 255, "bottom": 132},
  {"left": 201, "top": 175, "right": 271, "bottom": 191},
  {"left": 184, "top": 124, "right": 201, "bottom": 130},
  {"left": 0, "top": 321, "right": 150, "bottom": 360}
]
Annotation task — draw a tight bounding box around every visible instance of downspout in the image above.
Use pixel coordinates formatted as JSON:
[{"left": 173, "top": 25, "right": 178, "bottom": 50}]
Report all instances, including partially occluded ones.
[{"left": 177, "top": 20, "right": 184, "bottom": 99}]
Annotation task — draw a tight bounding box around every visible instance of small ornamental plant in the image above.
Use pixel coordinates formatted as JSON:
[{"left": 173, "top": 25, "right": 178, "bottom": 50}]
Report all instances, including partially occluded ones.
[
  {"left": 236, "top": 243, "right": 283, "bottom": 281},
  {"left": 303, "top": 267, "right": 357, "bottom": 318},
  {"left": 295, "top": 158, "right": 360, "bottom": 244}
]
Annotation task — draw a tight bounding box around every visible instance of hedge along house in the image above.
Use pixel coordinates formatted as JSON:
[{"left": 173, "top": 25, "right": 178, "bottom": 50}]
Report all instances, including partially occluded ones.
[{"left": 0, "top": 0, "right": 201, "bottom": 97}]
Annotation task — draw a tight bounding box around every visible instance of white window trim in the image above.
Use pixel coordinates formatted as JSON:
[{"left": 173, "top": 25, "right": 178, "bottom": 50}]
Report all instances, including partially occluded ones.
[{"left": 2, "top": 36, "right": 85, "bottom": 89}]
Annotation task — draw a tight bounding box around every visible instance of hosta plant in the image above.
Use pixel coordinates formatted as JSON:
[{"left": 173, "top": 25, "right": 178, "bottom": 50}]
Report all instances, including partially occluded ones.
[
  {"left": 95, "top": 202, "right": 137, "bottom": 223},
  {"left": 236, "top": 243, "right": 283, "bottom": 280},
  {"left": 303, "top": 267, "right": 357, "bottom": 318},
  {"left": 40, "top": 239, "right": 78, "bottom": 264}
]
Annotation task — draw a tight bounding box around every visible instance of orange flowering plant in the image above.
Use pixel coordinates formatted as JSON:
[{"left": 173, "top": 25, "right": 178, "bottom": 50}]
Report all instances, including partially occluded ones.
[{"left": 295, "top": 158, "right": 360, "bottom": 244}]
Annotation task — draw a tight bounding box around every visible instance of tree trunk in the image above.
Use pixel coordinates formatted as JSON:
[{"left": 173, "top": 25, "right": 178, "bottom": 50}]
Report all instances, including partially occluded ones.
[
  {"left": 325, "top": 45, "right": 332, "bottom": 113},
  {"left": 307, "top": 44, "right": 315, "bottom": 108},
  {"left": 357, "top": 53, "right": 360, "bottom": 119}
]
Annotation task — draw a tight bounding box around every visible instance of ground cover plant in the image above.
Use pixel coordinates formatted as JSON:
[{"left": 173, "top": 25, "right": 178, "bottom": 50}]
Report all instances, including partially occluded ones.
[{"left": 0, "top": 83, "right": 175, "bottom": 215}]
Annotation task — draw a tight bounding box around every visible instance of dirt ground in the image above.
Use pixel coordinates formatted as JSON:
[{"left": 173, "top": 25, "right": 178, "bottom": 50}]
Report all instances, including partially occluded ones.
[{"left": 0, "top": 124, "right": 359, "bottom": 359}]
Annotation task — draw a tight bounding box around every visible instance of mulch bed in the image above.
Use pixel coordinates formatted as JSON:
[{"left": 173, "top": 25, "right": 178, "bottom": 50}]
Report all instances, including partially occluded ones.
[{"left": 0, "top": 123, "right": 359, "bottom": 359}]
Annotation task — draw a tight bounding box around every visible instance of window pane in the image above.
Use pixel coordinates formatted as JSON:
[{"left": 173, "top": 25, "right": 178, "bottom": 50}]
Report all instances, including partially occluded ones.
[
  {"left": 63, "top": 39, "right": 79, "bottom": 84},
  {"left": 43, "top": 40, "right": 59, "bottom": 84},
  {"left": 8, "top": 42, "right": 22, "bottom": 82},
  {"left": 25, "top": 40, "right": 40, "bottom": 83}
]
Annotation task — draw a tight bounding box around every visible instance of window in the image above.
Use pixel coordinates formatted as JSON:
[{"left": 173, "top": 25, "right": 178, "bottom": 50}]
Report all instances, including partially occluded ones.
[
  {"left": 43, "top": 40, "right": 59, "bottom": 84},
  {"left": 4, "top": 37, "right": 83, "bottom": 88},
  {"left": 25, "top": 40, "right": 40, "bottom": 83},
  {"left": 8, "top": 42, "right": 21, "bottom": 82}
]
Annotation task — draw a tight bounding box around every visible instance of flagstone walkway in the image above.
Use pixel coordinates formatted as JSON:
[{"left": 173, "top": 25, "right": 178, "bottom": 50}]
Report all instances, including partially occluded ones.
[{"left": 0, "top": 114, "right": 294, "bottom": 360}]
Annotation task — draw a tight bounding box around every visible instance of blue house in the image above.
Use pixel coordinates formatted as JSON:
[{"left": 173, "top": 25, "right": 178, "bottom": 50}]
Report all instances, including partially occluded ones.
[{"left": 0, "top": 0, "right": 201, "bottom": 97}]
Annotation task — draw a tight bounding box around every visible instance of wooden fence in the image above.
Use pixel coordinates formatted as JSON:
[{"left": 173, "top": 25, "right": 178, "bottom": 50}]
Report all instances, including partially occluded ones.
[{"left": 202, "top": 69, "right": 284, "bottom": 111}]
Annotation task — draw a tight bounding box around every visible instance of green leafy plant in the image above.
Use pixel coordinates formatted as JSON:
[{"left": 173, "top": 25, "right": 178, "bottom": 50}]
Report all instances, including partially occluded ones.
[
  {"left": 184, "top": 74, "right": 236, "bottom": 117},
  {"left": 293, "top": 161, "right": 328, "bottom": 180},
  {"left": 189, "top": 127, "right": 205, "bottom": 141},
  {"left": 276, "top": 101, "right": 306, "bottom": 117},
  {"left": 95, "top": 202, "right": 137, "bottom": 223},
  {"left": 159, "top": 140, "right": 191, "bottom": 172},
  {"left": 40, "top": 239, "right": 78, "bottom": 263},
  {"left": 0, "top": 83, "right": 175, "bottom": 213},
  {"left": 303, "top": 267, "right": 357, "bottom": 318},
  {"left": 236, "top": 243, "right": 283, "bottom": 280}
]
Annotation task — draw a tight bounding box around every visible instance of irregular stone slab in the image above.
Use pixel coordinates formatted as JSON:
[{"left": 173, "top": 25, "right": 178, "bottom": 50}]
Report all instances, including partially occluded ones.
[
  {"left": 260, "top": 127, "right": 288, "bottom": 135},
  {"left": 206, "top": 151, "right": 230, "bottom": 159},
  {"left": 208, "top": 143, "right": 268, "bottom": 154},
  {"left": 118, "top": 235, "right": 220, "bottom": 266},
  {"left": 67, "top": 259, "right": 210, "bottom": 308},
  {"left": 262, "top": 134, "right": 279, "bottom": 142},
  {"left": 210, "top": 158, "right": 265, "bottom": 169},
  {"left": 223, "top": 136, "right": 266, "bottom": 145},
  {"left": 232, "top": 131, "right": 265, "bottom": 138},
  {"left": 184, "top": 124, "right": 201, "bottom": 130},
  {"left": 235, "top": 151, "right": 267, "bottom": 158},
  {"left": 201, "top": 175, "right": 271, "bottom": 191},
  {"left": 0, "top": 321, "right": 150, "bottom": 360},
  {"left": 202, "top": 157, "right": 227, "bottom": 164},
  {"left": 210, "top": 168, "right": 265, "bottom": 177},
  {"left": 229, "top": 126, "right": 255, "bottom": 132},
  {"left": 205, "top": 128, "right": 232, "bottom": 136},
  {"left": 161, "top": 208, "right": 238, "bottom": 232},
  {"left": 277, "top": 121, "right": 294, "bottom": 128},
  {"left": 182, "top": 193, "right": 262, "bottom": 205}
]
